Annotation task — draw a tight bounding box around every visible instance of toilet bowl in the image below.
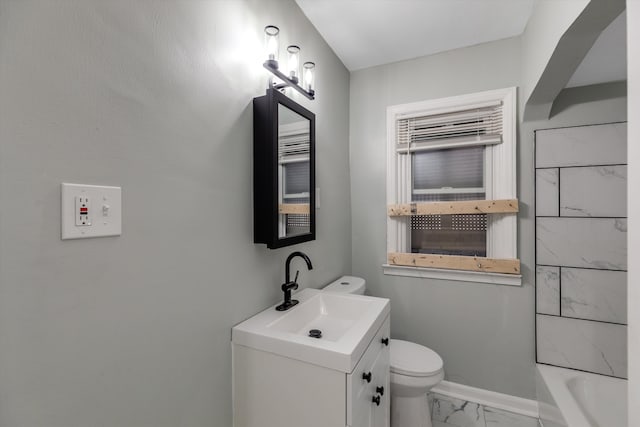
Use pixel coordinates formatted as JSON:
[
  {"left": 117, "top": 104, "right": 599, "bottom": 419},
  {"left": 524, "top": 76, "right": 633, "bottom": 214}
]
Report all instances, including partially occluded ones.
[
  {"left": 322, "top": 276, "right": 444, "bottom": 427},
  {"left": 390, "top": 339, "right": 444, "bottom": 427}
]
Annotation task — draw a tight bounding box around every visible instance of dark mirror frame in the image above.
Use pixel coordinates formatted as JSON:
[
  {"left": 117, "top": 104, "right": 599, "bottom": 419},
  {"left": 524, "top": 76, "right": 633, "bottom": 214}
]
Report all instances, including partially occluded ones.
[{"left": 253, "top": 88, "right": 316, "bottom": 249}]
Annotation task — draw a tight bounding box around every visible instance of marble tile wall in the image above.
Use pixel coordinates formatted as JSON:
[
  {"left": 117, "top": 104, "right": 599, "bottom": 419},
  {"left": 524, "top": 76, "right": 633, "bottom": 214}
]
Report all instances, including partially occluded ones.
[
  {"left": 536, "top": 217, "right": 627, "bottom": 270},
  {"left": 535, "top": 168, "right": 559, "bottom": 217},
  {"left": 560, "top": 166, "right": 627, "bottom": 217},
  {"left": 536, "top": 315, "right": 627, "bottom": 378},
  {"left": 536, "top": 266, "right": 559, "bottom": 316},
  {"left": 535, "top": 122, "right": 626, "bottom": 167},
  {"left": 535, "top": 123, "right": 627, "bottom": 378},
  {"left": 561, "top": 268, "right": 627, "bottom": 324}
]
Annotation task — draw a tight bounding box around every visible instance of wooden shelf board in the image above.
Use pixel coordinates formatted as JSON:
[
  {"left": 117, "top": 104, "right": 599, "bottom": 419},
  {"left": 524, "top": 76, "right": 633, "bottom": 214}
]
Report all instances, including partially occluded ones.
[
  {"left": 279, "top": 204, "right": 310, "bottom": 214},
  {"left": 387, "top": 252, "right": 521, "bottom": 275},
  {"left": 388, "top": 199, "right": 518, "bottom": 216}
]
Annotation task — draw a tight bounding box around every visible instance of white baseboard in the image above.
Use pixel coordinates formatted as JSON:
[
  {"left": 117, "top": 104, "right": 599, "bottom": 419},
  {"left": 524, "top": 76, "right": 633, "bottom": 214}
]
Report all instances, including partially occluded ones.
[{"left": 431, "top": 380, "right": 539, "bottom": 418}]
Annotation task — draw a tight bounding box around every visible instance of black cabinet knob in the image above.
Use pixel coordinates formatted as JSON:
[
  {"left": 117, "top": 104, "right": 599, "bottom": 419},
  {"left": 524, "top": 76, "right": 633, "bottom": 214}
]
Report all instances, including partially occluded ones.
[
  {"left": 362, "top": 371, "right": 372, "bottom": 383},
  {"left": 376, "top": 386, "right": 385, "bottom": 396},
  {"left": 381, "top": 337, "right": 389, "bottom": 346},
  {"left": 372, "top": 395, "right": 381, "bottom": 406}
]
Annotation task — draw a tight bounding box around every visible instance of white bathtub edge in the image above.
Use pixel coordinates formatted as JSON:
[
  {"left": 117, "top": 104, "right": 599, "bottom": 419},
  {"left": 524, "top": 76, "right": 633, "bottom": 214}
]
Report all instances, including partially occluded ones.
[
  {"left": 536, "top": 365, "right": 570, "bottom": 427},
  {"left": 536, "top": 364, "right": 605, "bottom": 427},
  {"left": 432, "top": 380, "right": 539, "bottom": 418}
]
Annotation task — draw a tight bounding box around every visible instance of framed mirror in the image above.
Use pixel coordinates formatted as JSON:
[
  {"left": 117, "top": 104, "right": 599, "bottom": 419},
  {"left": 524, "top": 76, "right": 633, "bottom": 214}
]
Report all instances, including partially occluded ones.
[{"left": 253, "top": 88, "right": 315, "bottom": 249}]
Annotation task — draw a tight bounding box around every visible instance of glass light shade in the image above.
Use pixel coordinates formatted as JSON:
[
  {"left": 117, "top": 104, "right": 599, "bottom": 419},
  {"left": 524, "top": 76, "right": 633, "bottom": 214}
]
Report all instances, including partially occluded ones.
[
  {"left": 303, "top": 62, "right": 315, "bottom": 92},
  {"left": 264, "top": 25, "right": 279, "bottom": 63},
  {"left": 287, "top": 45, "right": 300, "bottom": 82}
]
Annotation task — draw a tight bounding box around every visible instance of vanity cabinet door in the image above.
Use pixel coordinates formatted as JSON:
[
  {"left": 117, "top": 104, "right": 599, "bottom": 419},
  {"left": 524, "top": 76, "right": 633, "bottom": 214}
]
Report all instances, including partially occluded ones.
[
  {"left": 370, "top": 340, "right": 390, "bottom": 427},
  {"left": 346, "top": 318, "right": 390, "bottom": 427}
]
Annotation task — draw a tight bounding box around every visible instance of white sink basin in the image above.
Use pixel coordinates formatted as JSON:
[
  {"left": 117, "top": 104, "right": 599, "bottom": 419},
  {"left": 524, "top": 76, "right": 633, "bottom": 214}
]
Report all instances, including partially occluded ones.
[
  {"left": 232, "top": 288, "right": 390, "bottom": 373},
  {"left": 267, "top": 291, "right": 374, "bottom": 341}
]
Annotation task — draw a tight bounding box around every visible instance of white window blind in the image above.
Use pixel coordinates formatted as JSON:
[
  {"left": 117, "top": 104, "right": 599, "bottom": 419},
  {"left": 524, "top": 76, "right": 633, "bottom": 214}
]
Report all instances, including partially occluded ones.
[
  {"left": 278, "top": 132, "right": 309, "bottom": 163},
  {"left": 396, "top": 101, "right": 503, "bottom": 153}
]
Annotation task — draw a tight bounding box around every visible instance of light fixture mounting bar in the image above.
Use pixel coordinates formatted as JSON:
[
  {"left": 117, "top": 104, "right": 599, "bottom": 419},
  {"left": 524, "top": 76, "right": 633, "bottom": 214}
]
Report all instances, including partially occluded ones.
[{"left": 263, "top": 62, "right": 315, "bottom": 100}]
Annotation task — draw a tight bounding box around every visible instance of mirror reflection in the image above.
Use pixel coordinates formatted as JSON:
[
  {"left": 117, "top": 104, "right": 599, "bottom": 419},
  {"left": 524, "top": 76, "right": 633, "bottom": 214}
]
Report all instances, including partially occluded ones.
[{"left": 278, "top": 104, "right": 311, "bottom": 239}]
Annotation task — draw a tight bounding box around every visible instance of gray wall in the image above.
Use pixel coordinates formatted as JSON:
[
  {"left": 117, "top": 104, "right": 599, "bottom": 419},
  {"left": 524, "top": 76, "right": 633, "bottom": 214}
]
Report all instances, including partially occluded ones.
[
  {"left": 0, "top": 1, "right": 351, "bottom": 426},
  {"left": 349, "top": 35, "right": 627, "bottom": 399},
  {"left": 521, "top": 0, "right": 588, "bottom": 106}
]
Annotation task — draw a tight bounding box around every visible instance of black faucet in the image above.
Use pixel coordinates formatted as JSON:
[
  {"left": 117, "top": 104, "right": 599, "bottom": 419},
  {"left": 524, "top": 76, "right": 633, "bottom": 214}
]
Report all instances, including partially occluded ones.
[{"left": 276, "top": 251, "right": 313, "bottom": 311}]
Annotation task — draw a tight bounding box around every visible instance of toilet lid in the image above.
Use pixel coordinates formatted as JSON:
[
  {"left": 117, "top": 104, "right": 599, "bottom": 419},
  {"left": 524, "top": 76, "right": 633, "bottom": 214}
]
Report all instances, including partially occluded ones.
[{"left": 390, "top": 339, "right": 443, "bottom": 377}]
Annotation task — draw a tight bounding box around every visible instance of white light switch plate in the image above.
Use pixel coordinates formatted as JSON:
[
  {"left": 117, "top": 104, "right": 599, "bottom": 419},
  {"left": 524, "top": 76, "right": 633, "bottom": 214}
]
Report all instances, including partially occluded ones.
[{"left": 61, "top": 183, "right": 122, "bottom": 240}]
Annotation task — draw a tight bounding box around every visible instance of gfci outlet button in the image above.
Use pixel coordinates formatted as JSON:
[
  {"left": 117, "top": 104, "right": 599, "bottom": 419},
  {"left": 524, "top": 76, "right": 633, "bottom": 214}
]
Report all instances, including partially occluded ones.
[{"left": 61, "top": 183, "right": 122, "bottom": 240}]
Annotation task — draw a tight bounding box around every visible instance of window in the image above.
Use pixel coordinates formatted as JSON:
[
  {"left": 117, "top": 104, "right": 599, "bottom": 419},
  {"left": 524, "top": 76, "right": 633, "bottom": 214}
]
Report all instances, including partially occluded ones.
[
  {"left": 411, "top": 146, "right": 487, "bottom": 257},
  {"left": 385, "top": 87, "right": 520, "bottom": 285}
]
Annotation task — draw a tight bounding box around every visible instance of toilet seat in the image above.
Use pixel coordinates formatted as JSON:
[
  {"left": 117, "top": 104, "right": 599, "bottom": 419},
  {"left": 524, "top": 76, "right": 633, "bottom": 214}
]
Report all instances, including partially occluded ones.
[{"left": 390, "top": 339, "right": 443, "bottom": 377}]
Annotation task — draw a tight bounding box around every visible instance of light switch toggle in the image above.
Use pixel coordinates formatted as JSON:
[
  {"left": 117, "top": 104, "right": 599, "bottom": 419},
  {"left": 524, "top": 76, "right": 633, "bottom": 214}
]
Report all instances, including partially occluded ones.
[{"left": 102, "top": 204, "right": 110, "bottom": 217}]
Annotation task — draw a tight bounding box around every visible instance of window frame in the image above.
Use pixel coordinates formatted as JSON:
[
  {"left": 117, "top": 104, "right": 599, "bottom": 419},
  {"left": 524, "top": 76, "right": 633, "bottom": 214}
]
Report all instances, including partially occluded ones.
[{"left": 385, "top": 87, "right": 520, "bottom": 286}]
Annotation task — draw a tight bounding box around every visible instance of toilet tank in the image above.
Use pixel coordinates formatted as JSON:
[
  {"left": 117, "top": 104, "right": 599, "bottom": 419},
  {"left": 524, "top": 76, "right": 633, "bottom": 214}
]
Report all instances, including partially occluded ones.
[{"left": 322, "top": 276, "right": 366, "bottom": 295}]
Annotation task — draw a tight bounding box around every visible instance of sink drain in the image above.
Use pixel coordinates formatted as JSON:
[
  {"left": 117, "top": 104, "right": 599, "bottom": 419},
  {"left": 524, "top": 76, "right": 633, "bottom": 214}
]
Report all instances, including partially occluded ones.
[{"left": 308, "top": 329, "right": 322, "bottom": 339}]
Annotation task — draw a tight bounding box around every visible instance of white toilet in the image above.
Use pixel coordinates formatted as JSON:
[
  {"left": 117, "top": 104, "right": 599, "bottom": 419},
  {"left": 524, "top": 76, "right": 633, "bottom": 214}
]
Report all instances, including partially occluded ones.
[
  {"left": 322, "top": 276, "right": 444, "bottom": 427},
  {"left": 389, "top": 339, "right": 444, "bottom": 427}
]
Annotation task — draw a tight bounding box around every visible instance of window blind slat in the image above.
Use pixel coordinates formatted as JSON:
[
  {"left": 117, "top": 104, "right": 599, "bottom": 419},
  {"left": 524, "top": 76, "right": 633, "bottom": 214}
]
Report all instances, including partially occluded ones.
[
  {"left": 396, "top": 99, "right": 502, "bottom": 121},
  {"left": 396, "top": 104, "right": 503, "bottom": 153},
  {"left": 402, "top": 107, "right": 501, "bottom": 127},
  {"left": 397, "top": 134, "right": 501, "bottom": 153},
  {"left": 279, "top": 133, "right": 310, "bottom": 158}
]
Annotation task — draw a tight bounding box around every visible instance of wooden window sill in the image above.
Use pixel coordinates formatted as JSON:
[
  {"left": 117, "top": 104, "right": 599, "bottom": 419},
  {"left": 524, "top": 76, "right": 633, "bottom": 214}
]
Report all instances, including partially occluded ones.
[{"left": 382, "top": 264, "right": 523, "bottom": 286}]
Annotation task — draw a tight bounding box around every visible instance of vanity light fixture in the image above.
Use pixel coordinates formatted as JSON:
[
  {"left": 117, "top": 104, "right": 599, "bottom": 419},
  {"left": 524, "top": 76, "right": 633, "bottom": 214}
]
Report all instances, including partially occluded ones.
[
  {"left": 302, "top": 62, "right": 315, "bottom": 93},
  {"left": 262, "top": 25, "right": 315, "bottom": 100},
  {"left": 264, "top": 25, "right": 280, "bottom": 67},
  {"left": 286, "top": 45, "right": 300, "bottom": 82}
]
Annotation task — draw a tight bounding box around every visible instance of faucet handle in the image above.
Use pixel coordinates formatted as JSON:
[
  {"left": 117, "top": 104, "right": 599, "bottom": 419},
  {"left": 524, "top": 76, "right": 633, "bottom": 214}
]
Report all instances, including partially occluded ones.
[
  {"left": 282, "top": 281, "right": 299, "bottom": 291},
  {"left": 293, "top": 270, "right": 300, "bottom": 283}
]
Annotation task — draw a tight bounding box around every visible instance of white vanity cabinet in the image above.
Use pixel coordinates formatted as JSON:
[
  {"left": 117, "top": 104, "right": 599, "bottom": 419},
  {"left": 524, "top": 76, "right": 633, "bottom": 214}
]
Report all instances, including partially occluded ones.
[
  {"left": 233, "top": 316, "right": 390, "bottom": 427},
  {"left": 347, "top": 317, "right": 390, "bottom": 427}
]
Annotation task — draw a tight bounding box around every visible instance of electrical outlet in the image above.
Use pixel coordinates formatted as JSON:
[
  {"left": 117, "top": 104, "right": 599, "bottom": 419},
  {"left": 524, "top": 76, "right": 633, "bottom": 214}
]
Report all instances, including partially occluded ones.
[
  {"left": 75, "top": 196, "right": 91, "bottom": 226},
  {"left": 62, "top": 183, "right": 121, "bottom": 240}
]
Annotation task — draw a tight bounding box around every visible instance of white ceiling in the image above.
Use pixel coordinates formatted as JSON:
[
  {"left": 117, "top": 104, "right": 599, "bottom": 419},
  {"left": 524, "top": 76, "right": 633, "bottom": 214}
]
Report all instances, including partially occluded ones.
[
  {"left": 566, "top": 11, "right": 627, "bottom": 88},
  {"left": 296, "top": 1, "right": 627, "bottom": 89},
  {"left": 295, "top": 0, "right": 535, "bottom": 71}
]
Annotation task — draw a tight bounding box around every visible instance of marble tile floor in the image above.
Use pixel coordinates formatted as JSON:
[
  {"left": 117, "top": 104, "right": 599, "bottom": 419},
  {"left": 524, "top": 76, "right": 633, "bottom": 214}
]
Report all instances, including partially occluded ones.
[{"left": 429, "top": 393, "right": 540, "bottom": 427}]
